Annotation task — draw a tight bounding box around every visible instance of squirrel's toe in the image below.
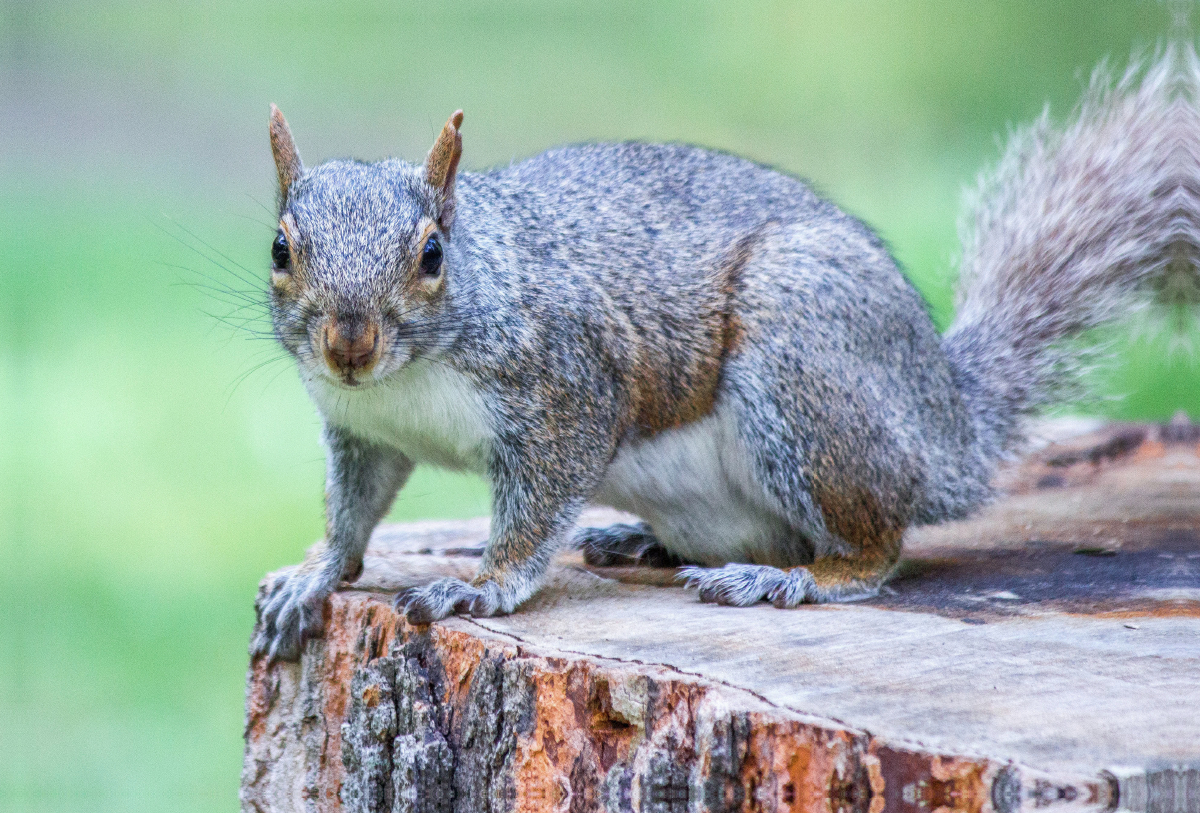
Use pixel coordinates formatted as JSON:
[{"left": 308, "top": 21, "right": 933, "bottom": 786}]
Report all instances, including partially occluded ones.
[
  {"left": 397, "top": 577, "right": 511, "bottom": 623},
  {"left": 680, "top": 563, "right": 815, "bottom": 607},
  {"left": 397, "top": 577, "right": 484, "bottom": 624}
]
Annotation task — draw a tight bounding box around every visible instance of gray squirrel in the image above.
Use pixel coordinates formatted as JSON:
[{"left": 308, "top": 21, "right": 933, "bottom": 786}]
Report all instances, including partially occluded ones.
[{"left": 252, "top": 49, "right": 1198, "bottom": 662}]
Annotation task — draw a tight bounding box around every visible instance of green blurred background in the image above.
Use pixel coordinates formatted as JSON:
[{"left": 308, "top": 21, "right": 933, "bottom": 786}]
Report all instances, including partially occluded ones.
[{"left": 1, "top": 1, "right": 1193, "bottom": 810}]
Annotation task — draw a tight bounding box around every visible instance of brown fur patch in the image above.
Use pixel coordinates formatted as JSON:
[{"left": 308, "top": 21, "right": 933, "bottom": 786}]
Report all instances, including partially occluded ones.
[
  {"left": 628, "top": 233, "right": 753, "bottom": 433},
  {"left": 717, "top": 232, "right": 755, "bottom": 358},
  {"left": 427, "top": 113, "right": 463, "bottom": 208},
  {"left": 802, "top": 554, "right": 899, "bottom": 591},
  {"left": 269, "top": 105, "right": 302, "bottom": 199},
  {"left": 810, "top": 482, "right": 904, "bottom": 589},
  {"left": 630, "top": 352, "right": 721, "bottom": 433}
]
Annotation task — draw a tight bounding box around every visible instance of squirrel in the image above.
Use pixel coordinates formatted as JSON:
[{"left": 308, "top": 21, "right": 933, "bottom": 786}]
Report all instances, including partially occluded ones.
[{"left": 252, "top": 49, "right": 1195, "bottom": 662}]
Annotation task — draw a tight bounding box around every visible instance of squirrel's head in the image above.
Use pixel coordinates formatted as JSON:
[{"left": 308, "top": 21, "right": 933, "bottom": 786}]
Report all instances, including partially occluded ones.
[{"left": 266, "top": 105, "right": 465, "bottom": 389}]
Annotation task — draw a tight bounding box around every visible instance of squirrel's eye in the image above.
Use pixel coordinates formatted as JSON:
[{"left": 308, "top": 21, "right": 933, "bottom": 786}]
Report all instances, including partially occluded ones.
[
  {"left": 420, "top": 234, "right": 443, "bottom": 277},
  {"left": 271, "top": 231, "right": 290, "bottom": 270}
]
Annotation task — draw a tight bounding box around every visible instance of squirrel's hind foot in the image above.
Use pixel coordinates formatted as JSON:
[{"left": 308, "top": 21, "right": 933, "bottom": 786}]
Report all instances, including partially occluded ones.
[
  {"left": 680, "top": 562, "right": 883, "bottom": 607},
  {"left": 577, "top": 522, "right": 687, "bottom": 568}
]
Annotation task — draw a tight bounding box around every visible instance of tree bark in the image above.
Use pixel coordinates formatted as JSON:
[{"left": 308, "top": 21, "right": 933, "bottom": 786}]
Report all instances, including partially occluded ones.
[{"left": 241, "top": 421, "right": 1200, "bottom": 813}]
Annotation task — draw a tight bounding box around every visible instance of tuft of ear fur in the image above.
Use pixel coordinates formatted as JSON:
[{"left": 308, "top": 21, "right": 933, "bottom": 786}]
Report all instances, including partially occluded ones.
[
  {"left": 425, "top": 110, "right": 464, "bottom": 229},
  {"left": 269, "top": 104, "right": 303, "bottom": 202}
]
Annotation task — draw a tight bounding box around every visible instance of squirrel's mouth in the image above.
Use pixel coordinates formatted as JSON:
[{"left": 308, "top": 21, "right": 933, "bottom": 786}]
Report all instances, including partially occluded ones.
[
  {"left": 330, "top": 369, "right": 376, "bottom": 389},
  {"left": 307, "top": 363, "right": 376, "bottom": 390},
  {"left": 308, "top": 340, "right": 411, "bottom": 389}
]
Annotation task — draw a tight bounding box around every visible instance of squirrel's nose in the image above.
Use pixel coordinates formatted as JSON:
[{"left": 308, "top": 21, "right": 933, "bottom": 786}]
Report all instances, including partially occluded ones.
[{"left": 322, "top": 318, "right": 380, "bottom": 377}]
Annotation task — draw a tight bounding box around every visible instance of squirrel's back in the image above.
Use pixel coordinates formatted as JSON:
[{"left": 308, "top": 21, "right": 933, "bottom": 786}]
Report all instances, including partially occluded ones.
[
  {"left": 455, "top": 141, "right": 985, "bottom": 525},
  {"left": 469, "top": 141, "right": 856, "bottom": 269}
]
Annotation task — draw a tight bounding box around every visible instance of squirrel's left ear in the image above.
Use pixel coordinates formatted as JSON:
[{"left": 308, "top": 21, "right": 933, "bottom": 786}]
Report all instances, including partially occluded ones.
[
  {"left": 424, "top": 110, "right": 464, "bottom": 230},
  {"left": 269, "top": 104, "right": 303, "bottom": 201}
]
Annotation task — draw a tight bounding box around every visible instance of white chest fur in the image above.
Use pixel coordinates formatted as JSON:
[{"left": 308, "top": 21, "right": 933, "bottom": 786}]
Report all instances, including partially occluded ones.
[{"left": 307, "top": 361, "right": 493, "bottom": 474}]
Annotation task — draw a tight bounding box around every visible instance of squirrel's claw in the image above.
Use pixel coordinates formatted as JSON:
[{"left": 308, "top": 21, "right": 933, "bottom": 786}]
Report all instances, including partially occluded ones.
[
  {"left": 396, "top": 577, "right": 505, "bottom": 624},
  {"left": 252, "top": 570, "right": 331, "bottom": 662},
  {"left": 679, "top": 563, "right": 819, "bottom": 608}
]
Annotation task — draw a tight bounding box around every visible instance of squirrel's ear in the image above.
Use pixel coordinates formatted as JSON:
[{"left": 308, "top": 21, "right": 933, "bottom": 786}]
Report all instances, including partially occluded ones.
[
  {"left": 424, "top": 110, "right": 464, "bottom": 229},
  {"left": 269, "top": 104, "right": 303, "bottom": 201}
]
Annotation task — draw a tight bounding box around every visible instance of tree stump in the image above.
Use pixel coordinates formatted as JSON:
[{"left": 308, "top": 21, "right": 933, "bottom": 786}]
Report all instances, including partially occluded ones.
[{"left": 240, "top": 421, "right": 1200, "bottom": 813}]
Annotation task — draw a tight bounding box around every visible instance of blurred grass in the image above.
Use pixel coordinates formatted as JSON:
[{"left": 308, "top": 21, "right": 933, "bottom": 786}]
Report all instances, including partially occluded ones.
[{"left": 1, "top": 1, "right": 1196, "bottom": 810}]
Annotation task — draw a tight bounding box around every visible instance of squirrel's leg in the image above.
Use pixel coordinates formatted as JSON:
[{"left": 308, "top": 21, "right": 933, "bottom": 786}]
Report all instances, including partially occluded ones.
[
  {"left": 398, "top": 426, "right": 611, "bottom": 624},
  {"left": 575, "top": 522, "right": 687, "bottom": 568},
  {"left": 254, "top": 427, "right": 412, "bottom": 661},
  {"left": 680, "top": 533, "right": 902, "bottom": 607},
  {"left": 679, "top": 353, "right": 910, "bottom": 607}
]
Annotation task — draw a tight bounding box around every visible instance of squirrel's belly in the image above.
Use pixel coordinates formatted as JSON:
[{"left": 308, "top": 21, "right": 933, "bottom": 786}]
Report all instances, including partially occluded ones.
[
  {"left": 595, "top": 407, "right": 795, "bottom": 567},
  {"left": 306, "top": 361, "right": 493, "bottom": 474}
]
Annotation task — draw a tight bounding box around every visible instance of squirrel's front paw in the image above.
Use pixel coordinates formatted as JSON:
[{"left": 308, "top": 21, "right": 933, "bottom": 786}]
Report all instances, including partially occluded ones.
[
  {"left": 252, "top": 569, "right": 333, "bottom": 662},
  {"left": 395, "top": 577, "right": 508, "bottom": 624}
]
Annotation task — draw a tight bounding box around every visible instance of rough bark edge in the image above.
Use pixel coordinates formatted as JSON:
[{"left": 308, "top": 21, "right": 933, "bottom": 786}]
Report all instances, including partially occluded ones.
[{"left": 240, "top": 591, "right": 1119, "bottom": 813}]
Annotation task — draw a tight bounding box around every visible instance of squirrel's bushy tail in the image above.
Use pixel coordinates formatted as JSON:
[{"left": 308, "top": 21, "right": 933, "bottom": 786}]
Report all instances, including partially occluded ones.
[{"left": 942, "top": 44, "right": 1200, "bottom": 462}]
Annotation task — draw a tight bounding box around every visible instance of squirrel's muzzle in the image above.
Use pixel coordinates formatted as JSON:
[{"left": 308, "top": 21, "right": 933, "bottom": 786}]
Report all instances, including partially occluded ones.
[{"left": 321, "top": 316, "right": 381, "bottom": 381}]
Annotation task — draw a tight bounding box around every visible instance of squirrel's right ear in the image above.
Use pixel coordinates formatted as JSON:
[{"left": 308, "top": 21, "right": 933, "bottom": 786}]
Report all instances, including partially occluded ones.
[
  {"left": 269, "top": 104, "right": 303, "bottom": 201},
  {"left": 424, "top": 110, "right": 464, "bottom": 229}
]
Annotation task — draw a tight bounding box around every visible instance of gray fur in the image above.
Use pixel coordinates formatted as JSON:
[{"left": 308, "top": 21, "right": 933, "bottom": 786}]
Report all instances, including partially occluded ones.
[
  {"left": 947, "top": 45, "right": 1200, "bottom": 459},
  {"left": 1145, "top": 45, "right": 1200, "bottom": 339},
  {"left": 254, "top": 51, "right": 1187, "bottom": 658}
]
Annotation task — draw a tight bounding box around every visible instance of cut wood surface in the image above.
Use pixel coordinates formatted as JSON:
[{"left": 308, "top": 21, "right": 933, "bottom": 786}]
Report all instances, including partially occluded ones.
[{"left": 241, "top": 421, "right": 1200, "bottom": 813}]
